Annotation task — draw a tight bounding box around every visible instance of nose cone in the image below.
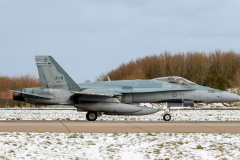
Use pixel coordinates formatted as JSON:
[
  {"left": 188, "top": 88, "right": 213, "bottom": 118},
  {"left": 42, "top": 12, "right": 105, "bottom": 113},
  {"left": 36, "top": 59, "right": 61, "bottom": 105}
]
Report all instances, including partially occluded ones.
[{"left": 220, "top": 91, "right": 239, "bottom": 102}]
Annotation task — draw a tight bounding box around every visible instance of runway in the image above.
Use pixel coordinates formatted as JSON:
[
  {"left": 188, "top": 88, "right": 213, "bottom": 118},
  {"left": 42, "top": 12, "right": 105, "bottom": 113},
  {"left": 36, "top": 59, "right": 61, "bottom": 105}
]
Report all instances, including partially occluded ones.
[{"left": 0, "top": 120, "right": 240, "bottom": 133}]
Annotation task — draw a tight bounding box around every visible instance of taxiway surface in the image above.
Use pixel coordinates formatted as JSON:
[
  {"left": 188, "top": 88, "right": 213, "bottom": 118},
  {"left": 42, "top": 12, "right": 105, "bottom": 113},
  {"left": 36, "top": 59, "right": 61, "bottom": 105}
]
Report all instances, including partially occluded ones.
[{"left": 0, "top": 120, "right": 240, "bottom": 133}]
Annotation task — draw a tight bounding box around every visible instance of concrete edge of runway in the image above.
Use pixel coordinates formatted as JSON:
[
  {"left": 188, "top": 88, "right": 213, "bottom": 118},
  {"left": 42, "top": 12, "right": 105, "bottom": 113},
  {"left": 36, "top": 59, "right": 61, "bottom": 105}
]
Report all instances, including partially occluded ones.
[
  {"left": 0, "top": 120, "right": 240, "bottom": 133},
  {"left": 0, "top": 120, "right": 240, "bottom": 123}
]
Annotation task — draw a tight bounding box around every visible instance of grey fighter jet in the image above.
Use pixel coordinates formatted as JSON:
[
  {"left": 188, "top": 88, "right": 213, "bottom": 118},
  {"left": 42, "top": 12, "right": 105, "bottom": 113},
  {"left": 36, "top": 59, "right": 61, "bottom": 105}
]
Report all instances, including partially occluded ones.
[{"left": 9, "top": 56, "right": 240, "bottom": 121}]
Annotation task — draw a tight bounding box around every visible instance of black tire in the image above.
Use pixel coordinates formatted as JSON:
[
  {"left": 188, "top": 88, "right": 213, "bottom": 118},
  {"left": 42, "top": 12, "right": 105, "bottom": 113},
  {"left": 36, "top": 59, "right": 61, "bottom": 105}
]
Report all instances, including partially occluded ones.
[
  {"left": 86, "top": 112, "right": 97, "bottom": 121},
  {"left": 163, "top": 114, "right": 171, "bottom": 121}
]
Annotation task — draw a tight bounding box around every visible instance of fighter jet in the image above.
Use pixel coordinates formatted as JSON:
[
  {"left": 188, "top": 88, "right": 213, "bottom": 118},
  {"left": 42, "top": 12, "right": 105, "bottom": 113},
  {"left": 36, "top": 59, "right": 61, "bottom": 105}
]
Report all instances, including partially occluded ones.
[{"left": 9, "top": 56, "right": 240, "bottom": 121}]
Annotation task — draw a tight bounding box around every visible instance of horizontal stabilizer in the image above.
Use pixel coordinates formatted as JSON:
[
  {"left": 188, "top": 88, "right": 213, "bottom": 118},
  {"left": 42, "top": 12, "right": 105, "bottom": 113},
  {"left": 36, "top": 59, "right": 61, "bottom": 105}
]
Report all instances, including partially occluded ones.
[{"left": 8, "top": 90, "right": 53, "bottom": 99}]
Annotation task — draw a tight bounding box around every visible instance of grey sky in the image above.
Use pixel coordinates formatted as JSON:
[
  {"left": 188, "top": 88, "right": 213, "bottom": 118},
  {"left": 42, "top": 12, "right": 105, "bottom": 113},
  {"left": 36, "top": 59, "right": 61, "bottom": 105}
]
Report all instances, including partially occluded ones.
[{"left": 0, "top": 0, "right": 240, "bottom": 82}]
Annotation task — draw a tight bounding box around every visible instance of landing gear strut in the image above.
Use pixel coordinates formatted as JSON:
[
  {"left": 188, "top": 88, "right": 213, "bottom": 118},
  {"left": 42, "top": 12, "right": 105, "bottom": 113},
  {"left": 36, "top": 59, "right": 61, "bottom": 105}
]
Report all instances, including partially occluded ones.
[
  {"left": 163, "top": 106, "right": 171, "bottom": 121},
  {"left": 86, "top": 111, "right": 97, "bottom": 121}
]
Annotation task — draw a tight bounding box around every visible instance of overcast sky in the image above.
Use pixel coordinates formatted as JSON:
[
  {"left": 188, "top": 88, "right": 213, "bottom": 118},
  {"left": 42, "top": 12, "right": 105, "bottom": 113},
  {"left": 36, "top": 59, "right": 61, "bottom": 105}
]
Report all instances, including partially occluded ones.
[{"left": 0, "top": 0, "right": 240, "bottom": 82}]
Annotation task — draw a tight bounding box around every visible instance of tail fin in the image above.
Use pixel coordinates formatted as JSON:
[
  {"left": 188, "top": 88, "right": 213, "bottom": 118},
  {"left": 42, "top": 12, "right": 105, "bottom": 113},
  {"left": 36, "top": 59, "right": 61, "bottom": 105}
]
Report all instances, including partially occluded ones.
[{"left": 35, "top": 56, "right": 80, "bottom": 91}]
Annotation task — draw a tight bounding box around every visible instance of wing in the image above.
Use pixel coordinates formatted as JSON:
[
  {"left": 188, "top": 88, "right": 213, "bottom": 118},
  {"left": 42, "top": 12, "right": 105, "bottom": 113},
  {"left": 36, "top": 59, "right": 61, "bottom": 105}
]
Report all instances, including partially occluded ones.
[
  {"left": 8, "top": 90, "right": 53, "bottom": 99},
  {"left": 71, "top": 88, "right": 122, "bottom": 97}
]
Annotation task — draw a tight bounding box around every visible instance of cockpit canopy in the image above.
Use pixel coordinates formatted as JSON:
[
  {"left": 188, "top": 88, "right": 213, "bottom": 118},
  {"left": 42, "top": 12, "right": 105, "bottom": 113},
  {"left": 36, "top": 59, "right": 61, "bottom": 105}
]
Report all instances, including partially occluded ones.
[{"left": 154, "top": 76, "right": 196, "bottom": 85}]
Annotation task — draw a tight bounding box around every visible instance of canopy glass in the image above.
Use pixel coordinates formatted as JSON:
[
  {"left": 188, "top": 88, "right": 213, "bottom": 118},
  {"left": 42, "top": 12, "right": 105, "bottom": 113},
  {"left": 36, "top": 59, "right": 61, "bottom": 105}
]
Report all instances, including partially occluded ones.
[{"left": 154, "top": 76, "right": 196, "bottom": 85}]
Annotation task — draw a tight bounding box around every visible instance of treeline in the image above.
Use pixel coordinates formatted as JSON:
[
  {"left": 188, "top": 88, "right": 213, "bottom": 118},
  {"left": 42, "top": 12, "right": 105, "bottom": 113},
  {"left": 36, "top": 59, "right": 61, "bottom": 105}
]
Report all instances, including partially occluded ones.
[
  {"left": 0, "top": 74, "right": 40, "bottom": 107},
  {"left": 96, "top": 50, "right": 240, "bottom": 90}
]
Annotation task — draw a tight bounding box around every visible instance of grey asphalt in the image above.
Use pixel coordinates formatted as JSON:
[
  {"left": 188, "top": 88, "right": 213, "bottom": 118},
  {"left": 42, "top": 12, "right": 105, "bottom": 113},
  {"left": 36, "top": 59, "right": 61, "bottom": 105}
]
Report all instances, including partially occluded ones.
[{"left": 0, "top": 120, "right": 240, "bottom": 133}]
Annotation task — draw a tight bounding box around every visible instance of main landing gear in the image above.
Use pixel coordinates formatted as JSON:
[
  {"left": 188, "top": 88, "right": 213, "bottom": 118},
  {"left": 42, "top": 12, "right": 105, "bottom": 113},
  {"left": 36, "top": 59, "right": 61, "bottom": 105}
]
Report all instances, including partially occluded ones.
[
  {"left": 86, "top": 111, "right": 102, "bottom": 121},
  {"left": 163, "top": 106, "right": 171, "bottom": 121},
  {"left": 86, "top": 111, "right": 97, "bottom": 121}
]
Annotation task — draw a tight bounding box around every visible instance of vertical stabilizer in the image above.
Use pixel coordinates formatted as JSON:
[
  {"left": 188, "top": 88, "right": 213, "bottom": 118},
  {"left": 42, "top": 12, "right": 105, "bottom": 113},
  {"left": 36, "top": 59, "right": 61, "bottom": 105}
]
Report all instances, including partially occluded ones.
[{"left": 35, "top": 56, "right": 80, "bottom": 90}]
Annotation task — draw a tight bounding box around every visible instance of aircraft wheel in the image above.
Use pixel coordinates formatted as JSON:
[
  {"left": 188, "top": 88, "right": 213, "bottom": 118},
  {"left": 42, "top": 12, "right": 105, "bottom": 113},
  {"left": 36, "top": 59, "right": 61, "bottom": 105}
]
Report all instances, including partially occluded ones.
[
  {"left": 86, "top": 111, "right": 97, "bottom": 121},
  {"left": 163, "top": 114, "right": 171, "bottom": 121}
]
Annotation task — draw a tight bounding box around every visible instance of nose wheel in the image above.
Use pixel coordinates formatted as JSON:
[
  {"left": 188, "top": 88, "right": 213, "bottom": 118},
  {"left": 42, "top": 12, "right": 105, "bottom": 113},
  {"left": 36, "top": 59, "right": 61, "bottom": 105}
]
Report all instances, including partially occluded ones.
[
  {"left": 163, "top": 106, "right": 171, "bottom": 121},
  {"left": 163, "top": 114, "right": 171, "bottom": 121},
  {"left": 86, "top": 111, "right": 97, "bottom": 121}
]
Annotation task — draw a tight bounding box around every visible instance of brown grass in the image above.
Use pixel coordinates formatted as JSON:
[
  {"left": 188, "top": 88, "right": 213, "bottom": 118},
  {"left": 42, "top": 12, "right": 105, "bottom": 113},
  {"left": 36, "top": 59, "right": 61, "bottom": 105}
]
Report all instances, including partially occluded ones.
[
  {"left": 96, "top": 50, "right": 240, "bottom": 90},
  {"left": 0, "top": 74, "right": 40, "bottom": 107}
]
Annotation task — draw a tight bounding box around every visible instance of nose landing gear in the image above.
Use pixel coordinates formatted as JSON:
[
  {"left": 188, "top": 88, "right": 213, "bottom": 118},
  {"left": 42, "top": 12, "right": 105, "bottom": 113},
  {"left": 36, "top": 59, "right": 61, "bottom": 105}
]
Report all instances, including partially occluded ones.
[
  {"left": 163, "top": 106, "right": 171, "bottom": 121},
  {"left": 163, "top": 113, "right": 171, "bottom": 121}
]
